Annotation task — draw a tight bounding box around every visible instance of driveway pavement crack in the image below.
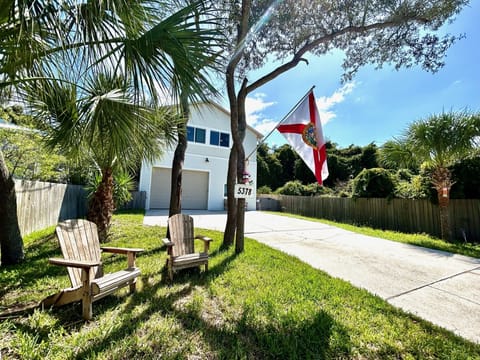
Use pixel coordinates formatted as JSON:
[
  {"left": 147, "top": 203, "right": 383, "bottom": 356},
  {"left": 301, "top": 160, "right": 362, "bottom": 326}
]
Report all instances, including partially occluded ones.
[
  {"left": 386, "top": 266, "right": 480, "bottom": 301},
  {"left": 428, "top": 285, "right": 480, "bottom": 306},
  {"left": 245, "top": 228, "right": 333, "bottom": 235}
]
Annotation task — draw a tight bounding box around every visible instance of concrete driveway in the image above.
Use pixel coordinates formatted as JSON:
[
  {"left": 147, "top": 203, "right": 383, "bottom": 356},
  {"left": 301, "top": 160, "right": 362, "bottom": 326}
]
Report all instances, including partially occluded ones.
[{"left": 144, "top": 210, "right": 480, "bottom": 343}]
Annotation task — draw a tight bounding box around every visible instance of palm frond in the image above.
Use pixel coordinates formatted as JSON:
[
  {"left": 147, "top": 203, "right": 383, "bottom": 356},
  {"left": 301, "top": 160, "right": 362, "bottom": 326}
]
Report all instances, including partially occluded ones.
[
  {"left": 121, "top": 0, "right": 223, "bottom": 103},
  {"left": 378, "top": 138, "right": 418, "bottom": 169}
]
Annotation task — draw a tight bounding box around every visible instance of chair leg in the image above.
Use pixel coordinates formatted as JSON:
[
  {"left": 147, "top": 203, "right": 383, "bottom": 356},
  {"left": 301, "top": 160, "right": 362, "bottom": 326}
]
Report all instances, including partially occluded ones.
[
  {"left": 205, "top": 262, "right": 208, "bottom": 273},
  {"left": 129, "top": 279, "right": 136, "bottom": 293},
  {"left": 166, "top": 258, "right": 173, "bottom": 281},
  {"left": 81, "top": 269, "right": 93, "bottom": 320}
]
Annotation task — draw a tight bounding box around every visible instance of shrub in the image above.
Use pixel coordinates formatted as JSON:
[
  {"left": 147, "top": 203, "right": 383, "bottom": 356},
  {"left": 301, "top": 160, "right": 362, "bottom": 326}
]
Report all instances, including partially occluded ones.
[
  {"left": 304, "top": 182, "right": 334, "bottom": 196},
  {"left": 275, "top": 180, "right": 304, "bottom": 196},
  {"left": 394, "top": 175, "right": 430, "bottom": 199},
  {"left": 274, "top": 181, "right": 333, "bottom": 196},
  {"left": 257, "top": 185, "right": 272, "bottom": 194},
  {"left": 396, "top": 168, "right": 414, "bottom": 181},
  {"left": 351, "top": 168, "right": 396, "bottom": 198},
  {"left": 86, "top": 170, "right": 134, "bottom": 208}
]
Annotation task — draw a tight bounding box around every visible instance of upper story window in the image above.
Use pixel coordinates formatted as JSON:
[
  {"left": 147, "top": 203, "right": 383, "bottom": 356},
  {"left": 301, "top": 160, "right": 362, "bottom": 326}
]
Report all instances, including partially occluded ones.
[
  {"left": 187, "top": 126, "right": 206, "bottom": 144},
  {"left": 187, "top": 126, "right": 230, "bottom": 147},
  {"left": 210, "top": 130, "right": 230, "bottom": 148}
]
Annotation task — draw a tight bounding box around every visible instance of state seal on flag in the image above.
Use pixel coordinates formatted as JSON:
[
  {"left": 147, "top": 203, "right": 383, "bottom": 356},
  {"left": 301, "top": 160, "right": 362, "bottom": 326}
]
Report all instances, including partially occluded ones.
[{"left": 302, "top": 122, "right": 318, "bottom": 149}]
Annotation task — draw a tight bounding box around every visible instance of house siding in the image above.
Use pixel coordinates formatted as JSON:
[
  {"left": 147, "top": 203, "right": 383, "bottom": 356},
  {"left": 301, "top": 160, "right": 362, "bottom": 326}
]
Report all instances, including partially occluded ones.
[{"left": 139, "top": 102, "right": 260, "bottom": 211}]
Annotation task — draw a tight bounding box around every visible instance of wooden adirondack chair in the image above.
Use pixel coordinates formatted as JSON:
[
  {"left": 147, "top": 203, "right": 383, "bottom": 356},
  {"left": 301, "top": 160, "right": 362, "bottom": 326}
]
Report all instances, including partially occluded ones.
[
  {"left": 41, "top": 219, "right": 143, "bottom": 320},
  {"left": 162, "top": 214, "right": 212, "bottom": 280}
]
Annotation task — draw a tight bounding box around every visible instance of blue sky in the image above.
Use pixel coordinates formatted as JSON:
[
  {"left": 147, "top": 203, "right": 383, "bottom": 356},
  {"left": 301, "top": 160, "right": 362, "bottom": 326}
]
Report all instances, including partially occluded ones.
[{"left": 237, "top": 1, "right": 480, "bottom": 149}]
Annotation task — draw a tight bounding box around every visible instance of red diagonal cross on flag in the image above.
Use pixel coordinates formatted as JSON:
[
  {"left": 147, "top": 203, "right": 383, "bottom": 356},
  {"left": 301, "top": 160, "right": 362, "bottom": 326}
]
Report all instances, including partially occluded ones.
[{"left": 277, "top": 91, "right": 328, "bottom": 184}]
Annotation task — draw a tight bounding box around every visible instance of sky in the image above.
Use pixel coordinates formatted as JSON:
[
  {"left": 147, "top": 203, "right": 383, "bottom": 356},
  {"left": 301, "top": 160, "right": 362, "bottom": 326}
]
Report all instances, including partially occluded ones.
[{"left": 233, "top": 1, "right": 480, "bottom": 149}]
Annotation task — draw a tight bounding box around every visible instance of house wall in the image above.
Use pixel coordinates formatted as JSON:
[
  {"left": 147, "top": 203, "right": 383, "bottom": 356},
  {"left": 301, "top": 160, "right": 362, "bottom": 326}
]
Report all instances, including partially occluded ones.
[{"left": 139, "top": 103, "right": 259, "bottom": 211}]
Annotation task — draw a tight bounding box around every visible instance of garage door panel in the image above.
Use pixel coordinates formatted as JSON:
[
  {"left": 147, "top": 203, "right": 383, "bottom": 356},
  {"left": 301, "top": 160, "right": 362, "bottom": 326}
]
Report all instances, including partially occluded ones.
[
  {"left": 182, "top": 171, "right": 208, "bottom": 209},
  {"left": 150, "top": 168, "right": 170, "bottom": 209},
  {"left": 150, "top": 168, "right": 208, "bottom": 210}
]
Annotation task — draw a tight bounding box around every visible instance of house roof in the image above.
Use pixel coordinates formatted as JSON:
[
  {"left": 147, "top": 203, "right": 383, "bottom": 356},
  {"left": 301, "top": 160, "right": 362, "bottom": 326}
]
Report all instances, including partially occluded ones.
[{"left": 194, "top": 100, "right": 264, "bottom": 140}]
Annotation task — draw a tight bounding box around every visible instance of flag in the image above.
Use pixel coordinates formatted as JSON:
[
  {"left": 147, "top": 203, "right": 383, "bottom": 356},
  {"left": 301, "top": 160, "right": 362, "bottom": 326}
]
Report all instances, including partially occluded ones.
[{"left": 277, "top": 90, "right": 328, "bottom": 184}]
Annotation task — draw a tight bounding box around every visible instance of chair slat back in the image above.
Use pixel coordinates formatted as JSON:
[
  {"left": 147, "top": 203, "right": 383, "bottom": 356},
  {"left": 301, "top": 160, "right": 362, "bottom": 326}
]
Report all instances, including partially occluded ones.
[
  {"left": 55, "top": 219, "right": 103, "bottom": 287},
  {"left": 168, "top": 214, "right": 195, "bottom": 257}
]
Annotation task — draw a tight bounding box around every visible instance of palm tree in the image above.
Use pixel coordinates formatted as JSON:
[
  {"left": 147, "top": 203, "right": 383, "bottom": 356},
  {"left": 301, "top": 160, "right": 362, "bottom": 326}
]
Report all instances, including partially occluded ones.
[
  {"left": 0, "top": 0, "right": 221, "bottom": 262},
  {"left": 24, "top": 72, "right": 181, "bottom": 240},
  {"left": 379, "top": 111, "right": 480, "bottom": 240}
]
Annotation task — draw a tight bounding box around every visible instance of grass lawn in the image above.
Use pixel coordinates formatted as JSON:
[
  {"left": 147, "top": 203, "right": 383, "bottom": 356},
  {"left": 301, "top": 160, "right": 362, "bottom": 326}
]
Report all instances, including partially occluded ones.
[
  {"left": 1, "top": 211, "right": 479, "bottom": 359},
  {"left": 268, "top": 211, "right": 480, "bottom": 259}
]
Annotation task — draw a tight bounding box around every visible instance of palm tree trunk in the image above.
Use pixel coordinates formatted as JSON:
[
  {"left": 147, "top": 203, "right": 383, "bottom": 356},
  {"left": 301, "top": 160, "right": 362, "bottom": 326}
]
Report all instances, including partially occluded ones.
[
  {"left": 432, "top": 167, "right": 452, "bottom": 241},
  {"left": 169, "top": 97, "right": 189, "bottom": 217},
  {"left": 437, "top": 191, "right": 451, "bottom": 241},
  {"left": 0, "top": 150, "right": 24, "bottom": 265},
  {"left": 87, "top": 167, "right": 115, "bottom": 242},
  {"left": 169, "top": 126, "right": 186, "bottom": 218}
]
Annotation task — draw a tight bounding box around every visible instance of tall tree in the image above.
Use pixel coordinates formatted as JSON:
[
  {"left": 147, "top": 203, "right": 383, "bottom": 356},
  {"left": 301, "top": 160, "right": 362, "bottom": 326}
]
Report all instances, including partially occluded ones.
[
  {"left": 218, "top": 0, "right": 468, "bottom": 252},
  {"left": 168, "top": 1, "right": 221, "bottom": 217},
  {"left": 379, "top": 111, "right": 480, "bottom": 240},
  {"left": 168, "top": 93, "right": 189, "bottom": 218},
  {"left": 0, "top": 0, "right": 221, "bottom": 263},
  {"left": 25, "top": 73, "right": 180, "bottom": 241}
]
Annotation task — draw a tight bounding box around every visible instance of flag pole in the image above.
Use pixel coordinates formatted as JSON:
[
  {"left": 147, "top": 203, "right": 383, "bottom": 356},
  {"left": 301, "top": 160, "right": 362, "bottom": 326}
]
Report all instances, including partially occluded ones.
[{"left": 245, "top": 85, "right": 315, "bottom": 161}]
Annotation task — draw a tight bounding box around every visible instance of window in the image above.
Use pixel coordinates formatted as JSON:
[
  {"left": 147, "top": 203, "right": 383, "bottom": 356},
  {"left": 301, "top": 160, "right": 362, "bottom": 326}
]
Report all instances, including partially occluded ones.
[
  {"left": 187, "top": 126, "right": 206, "bottom": 144},
  {"left": 195, "top": 128, "right": 206, "bottom": 143},
  {"left": 210, "top": 131, "right": 219, "bottom": 146},
  {"left": 210, "top": 130, "right": 230, "bottom": 148},
  {"left": 187, "top": 126, "right": 194, "bottom": 142},
  {"left": 220, "top": 133, "right": 230, "bottom": 147}
]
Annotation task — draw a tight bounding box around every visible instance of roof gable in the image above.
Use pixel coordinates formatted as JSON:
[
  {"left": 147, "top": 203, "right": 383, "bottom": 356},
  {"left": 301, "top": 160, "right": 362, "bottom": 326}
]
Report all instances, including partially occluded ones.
[{"left": 192, "top": 101, "right": 263, "bottom": 139}]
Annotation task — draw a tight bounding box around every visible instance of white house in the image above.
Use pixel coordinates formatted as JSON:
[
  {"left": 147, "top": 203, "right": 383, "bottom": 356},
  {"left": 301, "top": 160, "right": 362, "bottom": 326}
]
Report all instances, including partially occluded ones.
[{"left": 139, "top": 102, "right": 263, "bottom": 211}]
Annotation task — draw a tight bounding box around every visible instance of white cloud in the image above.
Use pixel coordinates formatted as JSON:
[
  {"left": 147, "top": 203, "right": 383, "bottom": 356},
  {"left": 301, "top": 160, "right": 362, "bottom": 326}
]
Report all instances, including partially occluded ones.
[
  {"left": 245, "top": 93, "right": 277, "bottom": 135},
  {"left": 244, "top": 83, "right": 356, "bottom": 137},
  {"left": 316, "top": 81, "right": 356, "bottom": 125}
]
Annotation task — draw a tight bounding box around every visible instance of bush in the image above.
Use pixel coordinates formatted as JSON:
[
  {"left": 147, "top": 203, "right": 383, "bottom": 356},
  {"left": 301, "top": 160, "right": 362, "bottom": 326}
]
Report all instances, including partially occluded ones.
[
  {"left": 394, "top": 175, "right": 430, "bottom": 199},
  {"left": 257, "top": 185, "right": 272, "bottom": 194},
  {"left": 304, "top": 182, "right": 334, "bottom": 196},
  {"left": 275, "top": 181, "right": 333, "bottom": 196},
  {"left": 351, "top": 168, "right": 396, "bottom": 198},
  {"left": 396, "top": 168, "right": 414, "bottom": 181},
  {"left": 86, "top": 170, "right": 134, "bottom": 208},
  {"left": 450, "top": 156, "right": 480, "bottom": 199},
  {"left": 275, "top": 180, "right": 304, "bottom": 196}
]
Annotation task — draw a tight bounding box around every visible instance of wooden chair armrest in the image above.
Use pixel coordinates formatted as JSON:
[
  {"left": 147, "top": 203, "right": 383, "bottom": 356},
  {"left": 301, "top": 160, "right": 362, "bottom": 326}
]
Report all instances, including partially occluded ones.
[
  {"left": 101, "top": 247, "right": 144, "bottom": 255},
  {"left": 162, "top": 238, "right": 174, "bottom": 247},
  {"left": 49, "top": 258, "right": 100, "bottom": 269},
  {"left": 195, "top": 235, "right": 213, "bottom": 253},
  {"left": 195, "top": 235, "right": 212, "bottom": 243}
]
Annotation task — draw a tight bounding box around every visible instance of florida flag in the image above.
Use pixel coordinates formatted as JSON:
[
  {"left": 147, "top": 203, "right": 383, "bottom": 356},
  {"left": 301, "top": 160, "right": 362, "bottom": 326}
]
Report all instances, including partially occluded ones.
[{"left": 277, "top": 91, "right": 328, "bottom": 184}]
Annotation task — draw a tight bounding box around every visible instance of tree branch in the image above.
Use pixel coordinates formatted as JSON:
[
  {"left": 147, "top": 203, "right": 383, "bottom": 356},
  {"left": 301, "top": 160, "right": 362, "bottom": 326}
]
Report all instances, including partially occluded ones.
[{"left": 246, "top": 18, "right": 427, "bottom": 94}]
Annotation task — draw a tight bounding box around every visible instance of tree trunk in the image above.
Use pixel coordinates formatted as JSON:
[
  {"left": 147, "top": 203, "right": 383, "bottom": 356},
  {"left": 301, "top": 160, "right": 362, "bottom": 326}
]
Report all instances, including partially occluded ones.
[
  {"left": 223, "top": 146, "right": 237, "bottom": 247},
  {"left": 432, "top": 166, "right": 452, "bottom": 241},
  {"left": 0, "top": 150, "right": 24, "bottom": 266},
  {"left": 438, "top": 191, "right": 451, "bottom": 241},
  {"left": 169, "top": 96, "right": 189, "bottom": 218},
  {"left": 234, "top": 84, "right": 248, "bottom": 253},
  {"left": 87, "top": 167, "right": 115, "bottom": 242},
  {"left": 223, "top": 0, "right": 251, "bottom": 249}
]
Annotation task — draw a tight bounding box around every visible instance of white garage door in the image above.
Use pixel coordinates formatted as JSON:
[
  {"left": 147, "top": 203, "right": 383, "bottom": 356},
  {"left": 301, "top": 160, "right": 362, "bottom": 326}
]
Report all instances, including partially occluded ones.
[{"left": 150, "top": 168, "right": 209, "bottom": 209}]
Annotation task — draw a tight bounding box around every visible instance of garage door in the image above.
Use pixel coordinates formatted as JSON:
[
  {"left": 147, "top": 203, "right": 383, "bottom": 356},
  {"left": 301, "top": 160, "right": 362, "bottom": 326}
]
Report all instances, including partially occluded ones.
[{"left": 150, "top": 168, "right": 209, "bottom": 209}]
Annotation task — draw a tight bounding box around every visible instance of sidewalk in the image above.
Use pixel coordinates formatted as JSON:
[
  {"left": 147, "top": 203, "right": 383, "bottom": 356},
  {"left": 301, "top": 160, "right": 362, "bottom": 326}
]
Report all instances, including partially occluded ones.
[{"left": 144, "top": 210, "right": 480, "bottom": 343}]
